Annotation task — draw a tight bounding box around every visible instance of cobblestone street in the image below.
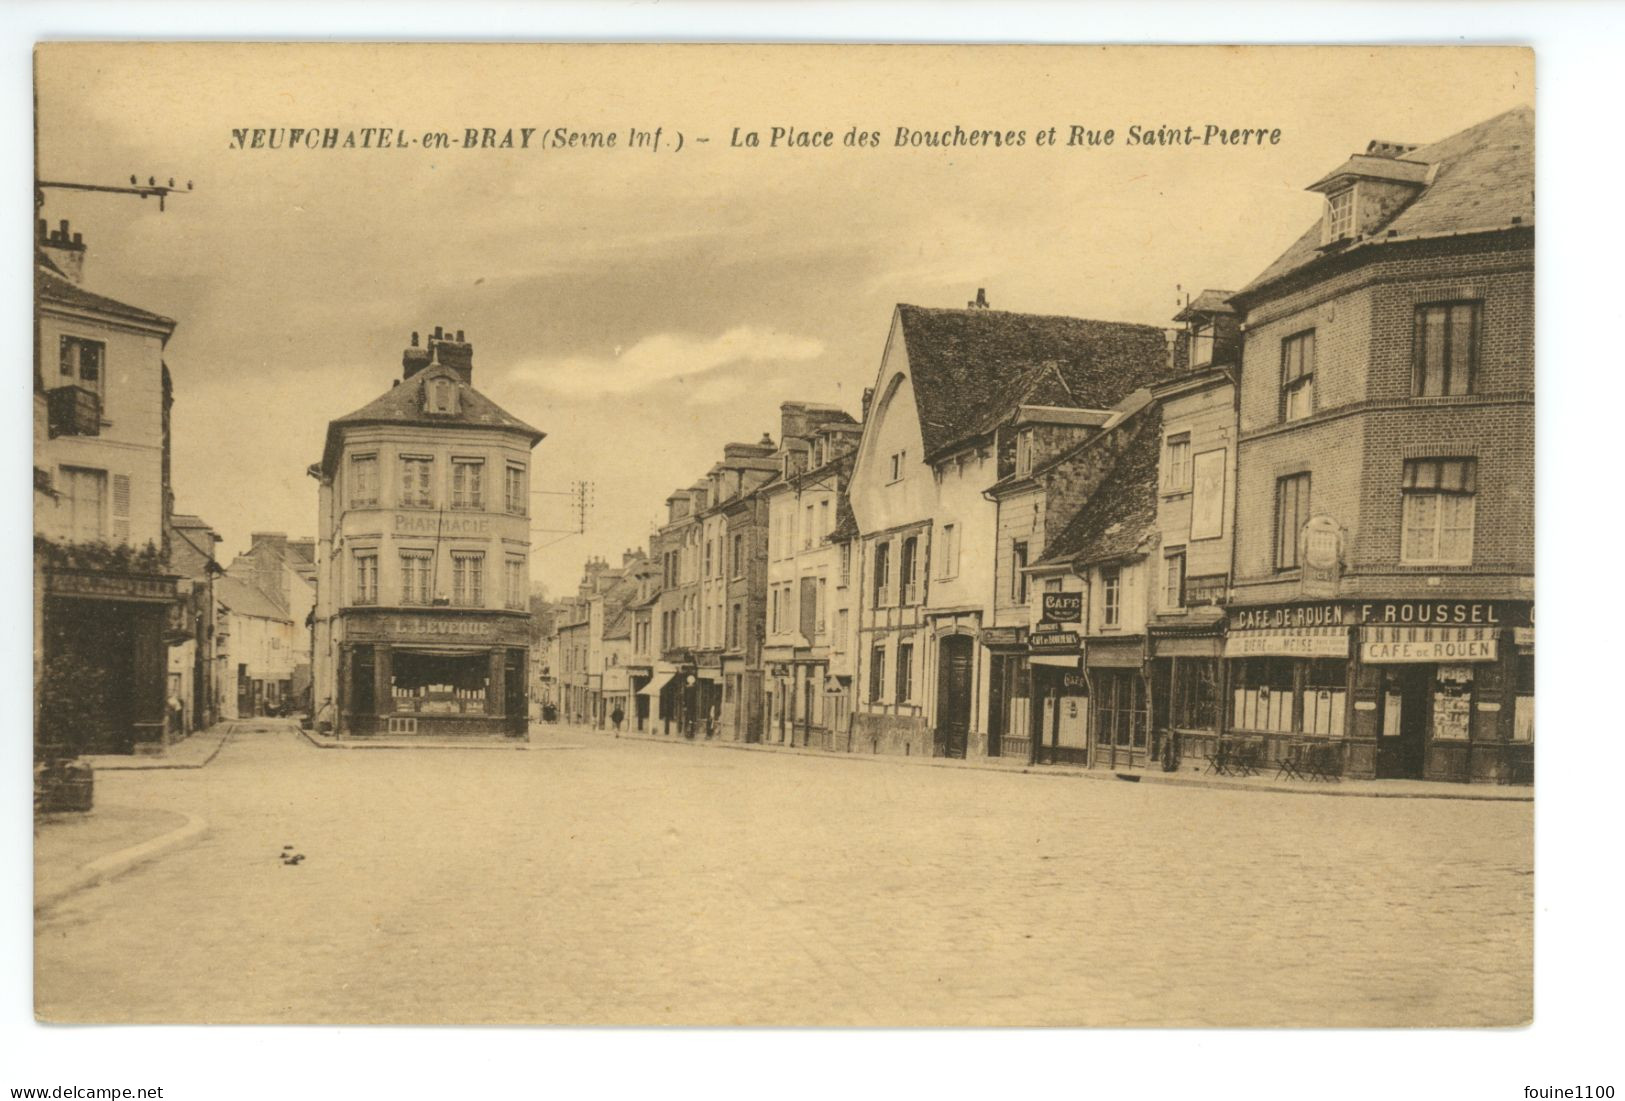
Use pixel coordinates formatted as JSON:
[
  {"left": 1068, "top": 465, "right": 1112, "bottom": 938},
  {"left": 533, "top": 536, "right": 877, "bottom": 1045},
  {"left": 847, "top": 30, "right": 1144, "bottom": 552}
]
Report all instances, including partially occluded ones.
[{"left": 36, "top": 722, "right": 1532, "bottom": 1027}]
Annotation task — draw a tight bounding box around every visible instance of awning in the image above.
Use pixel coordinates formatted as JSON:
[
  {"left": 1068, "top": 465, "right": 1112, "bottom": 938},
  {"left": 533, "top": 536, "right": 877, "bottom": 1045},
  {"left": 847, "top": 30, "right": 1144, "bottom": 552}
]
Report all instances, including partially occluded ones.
[
  {"left": 1030, "top": 654, "right": 1080, "bottom": 669},
  {"left": 1155, "top": 636, "right": 1223, "bottom": 659},
  {"left": 638, "top": 671, "right": 676, "bottom": 697},
  {"left": 1085, "top": 638, "right": 1145, "bottom": 669},
  {"left": 1360, "top": 625, "right": 1498, "bottom": 664}
]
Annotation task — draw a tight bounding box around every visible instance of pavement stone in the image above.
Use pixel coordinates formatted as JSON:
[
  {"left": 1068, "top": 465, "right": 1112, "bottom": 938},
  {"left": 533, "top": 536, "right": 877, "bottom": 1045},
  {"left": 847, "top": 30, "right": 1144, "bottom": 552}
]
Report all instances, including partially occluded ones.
[{"left": 35, "top": 720, "right": 1532, "bottom": 1027}]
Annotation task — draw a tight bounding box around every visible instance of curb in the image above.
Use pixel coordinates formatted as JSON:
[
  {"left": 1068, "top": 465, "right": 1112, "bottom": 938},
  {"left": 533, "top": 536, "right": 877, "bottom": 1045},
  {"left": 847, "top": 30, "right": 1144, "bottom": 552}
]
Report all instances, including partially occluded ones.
[
  {"left": 35, "top": 812, "right": 208, "bottom": 914},
  {"left": 582, "top": 727, "right": 1533, "bottom": 803},
  {"left": 85, "top": 723, "right": 239, "bottom": 771},
  {"left": 296, "top": 727, "right": 582, "bottom": 752}
]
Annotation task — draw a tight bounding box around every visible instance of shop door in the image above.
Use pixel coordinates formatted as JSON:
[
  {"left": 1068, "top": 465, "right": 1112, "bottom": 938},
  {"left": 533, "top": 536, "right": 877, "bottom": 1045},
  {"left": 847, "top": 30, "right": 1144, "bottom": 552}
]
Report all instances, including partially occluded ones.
[
  {"left": 937, "top": 635, "right": 974, "bottom": 758},
  {"left": 1377, "top": 665, "right": 1429, "bottom": 779},
  {"left": 504, "top": 649, "right": 527, "bottom": 735},
  {"left": 802, "top": 676, "right": 815, "bottom": 745}
]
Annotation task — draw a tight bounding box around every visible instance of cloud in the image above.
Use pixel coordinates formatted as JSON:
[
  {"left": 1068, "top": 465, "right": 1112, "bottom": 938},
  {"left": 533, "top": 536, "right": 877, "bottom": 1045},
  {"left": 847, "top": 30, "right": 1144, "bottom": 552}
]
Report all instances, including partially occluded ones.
[{"left": 510, "top": 326, "right": 825, "bottom": 397}]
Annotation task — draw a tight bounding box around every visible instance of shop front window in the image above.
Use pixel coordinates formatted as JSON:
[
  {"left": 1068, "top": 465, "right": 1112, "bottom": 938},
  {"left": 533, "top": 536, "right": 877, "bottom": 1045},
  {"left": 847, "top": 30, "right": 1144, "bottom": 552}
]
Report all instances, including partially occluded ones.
[
  {"left": 1172, "top": 657, "right": 1220, "bottom": 731},
  {"left": 390, "top": 650, "right": 489, "bottom": 714},
  {"left": 1094, "top": 669, "right": 1146, "bottom": 749},
  {"left": 1233, "top": 657, "right": 1294, "bottom": 733},
  {"left": 1513, "top": 651, "right": 1535, "bottom": 742},
  {"left": 1432, "top": 665, "right": 1474, "bottom": 742},
  {"left": 1302, "top": 658, "right": 1347, "bottom": 737}
]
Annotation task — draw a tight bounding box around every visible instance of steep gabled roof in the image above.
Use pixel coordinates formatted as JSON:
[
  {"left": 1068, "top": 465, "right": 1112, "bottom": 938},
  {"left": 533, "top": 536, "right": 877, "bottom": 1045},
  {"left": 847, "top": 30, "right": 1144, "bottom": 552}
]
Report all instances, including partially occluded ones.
[
  {"left": 37, "top": 266, "right": 175, "bottom": 330},
  {"left": 215, "top": 574, "right": 289, "bottom": 622},
  {"left": 894, "top": 304, "right": 1171, "bottom": 462},
  {"left": 1036, "top": 404, "right": 1162, "bottom": 568},
  {"left": 1237, "top": 106, "right": 1533, "bottom": 300}
]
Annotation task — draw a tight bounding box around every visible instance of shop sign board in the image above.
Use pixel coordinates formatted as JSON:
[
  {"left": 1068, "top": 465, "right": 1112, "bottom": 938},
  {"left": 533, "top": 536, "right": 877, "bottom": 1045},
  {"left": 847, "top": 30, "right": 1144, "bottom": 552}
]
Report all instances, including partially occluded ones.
[
  {"left": 1360, "top": 626, "right": 1498, "bottom": 664},
  {"left": 393, "top": 512, "right": 493, "bottom": 537},
  {"left": 1299, "top": 515, "right": 1343, "bottom": 598},
  {"left": 345, "top": 612, "right": 527, "bottom": 645},
  {"left": 979, "top": 626, "right": 1024, "bottom": 649},
  {"left": 1223, "top": 626, "right": 1348, "bottom": 658},
  {"left": 1229, "top": 600, "right": 1528, "bottom": 631},
  {"left": 1190, "top": 449, "right": 1226, "bottom": 541},
  {"left": 1040, "top": 591, "right": 1083, "bottom": 624},
  {"left": 45, "top": 567, "right": 178, "bottom": 603},
  {"left": 1029, "top": 631, "right": 1081, "bottom": 651}
]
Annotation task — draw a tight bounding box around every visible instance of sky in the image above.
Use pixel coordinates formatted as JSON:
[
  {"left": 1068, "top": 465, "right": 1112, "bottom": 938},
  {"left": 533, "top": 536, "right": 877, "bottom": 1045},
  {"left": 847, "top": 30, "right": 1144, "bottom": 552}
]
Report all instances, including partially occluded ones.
[{"left": 34, "top": 44, "right": 1532, "bottom": 597}]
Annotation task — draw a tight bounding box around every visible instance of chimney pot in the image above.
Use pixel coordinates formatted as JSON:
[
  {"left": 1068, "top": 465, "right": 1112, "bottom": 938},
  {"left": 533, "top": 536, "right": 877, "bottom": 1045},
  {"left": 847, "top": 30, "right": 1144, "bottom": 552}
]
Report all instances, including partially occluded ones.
[
  {"left": 411, "top": 331, "right": 420, "bottom": 347},
  {"left": 59, "top": 219, "right": 69, "bottom": 236},
  {"left": 434, "top": 325, "right": 444, "bottom": 340},
  {"left": 71, "top": 233, "right": 82, "bottom": 245},
  {"left": 456, "top": 330, "right": 464, "bottom": 342}
]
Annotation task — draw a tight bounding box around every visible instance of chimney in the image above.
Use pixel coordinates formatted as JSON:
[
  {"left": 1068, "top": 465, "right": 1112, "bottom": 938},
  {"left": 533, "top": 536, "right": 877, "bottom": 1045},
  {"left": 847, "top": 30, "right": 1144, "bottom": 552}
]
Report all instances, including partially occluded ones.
[
  {"left": 861, "top": 387, "right": 875, "bottom": 421},
  {"left": 249, "top": 532, "right": 291, "bottom": 612},
  {"left": 968, "top": 287, "right": 989, "bottom": 309},
  {"left": 38, "top": 218, "right": 87, "bottom": 285},
  {"left": 403, "top": 327, "right": 473, "bottom": 383}
]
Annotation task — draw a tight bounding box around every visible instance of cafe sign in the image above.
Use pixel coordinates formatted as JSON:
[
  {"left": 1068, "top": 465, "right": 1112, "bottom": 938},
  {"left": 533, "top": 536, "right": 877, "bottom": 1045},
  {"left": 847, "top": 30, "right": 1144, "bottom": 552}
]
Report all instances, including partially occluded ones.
[
  {"left": 1223, "top": 626, "right": 1348, "bottom": 658},
  {"left": 1360, "top": 625, "right": 1498, "bottom": 664},
  {"left": 1029, "top": 631, "right": 1081, "bottom": 652},
  {"left": 1040, "top": 591, "right": 1083, "bottom": 625}
]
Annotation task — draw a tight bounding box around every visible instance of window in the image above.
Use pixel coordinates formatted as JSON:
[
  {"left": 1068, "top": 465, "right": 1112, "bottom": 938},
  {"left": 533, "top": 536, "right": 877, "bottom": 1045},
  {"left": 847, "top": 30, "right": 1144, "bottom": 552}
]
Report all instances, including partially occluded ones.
[
  {"left": 1415, "top": 302, "right": 1480, "bottom": 397},
  {"left": 1326, "top": 186, "right": 1355, "bottom": 241},
  {"left": 803, "top": 504, "right": 814, "bottom": 550},
  {"left": 819, "top": 498, "right": 831, "bottom": 536},
  {"left": 938, "top": 522, "right": 959, "bottom": 580},
  {"left": 1275, "top": 473, "right": 1311, "bottom": 570},
  {"left": 1401, "top": 458, "right": 1477, "bottom": 564},
  {"left": 1189, "top": 323, "right": 1214, "bottom": 369},
  {"left": 731, "top": 534, "right": 744, "bottom": 578},
  {"left": 1163, "top": 433, "right": 1192, "bottom": 493},
  {"left": 889, "top": 450, "right": 905, "bottom": 482},
  {"left": 1281, "top": 330, "right": 1315, "bottom": 422},
  {"left": 835, "top": 609, "right": 849, "bottom": 653},
  {"left": 704, "top": 538, "right": 714, "bottom": 578},
  {"left": 873, "top": 541, "right": 891, "bottom": 606},
  {"left": 896, "top": 642, "right": 914, "bottom": 702},
  {"left": 1303, "top": 659, "right": 1347, "bottom": 737},
  {"left": 505, "top": 556, "right": 525, "bottom": 610},
  {"left": 1232, "top": 657, "right": 1294, "bottom": 733},
  {"left": 1163, "top": 549, "right": 1186, "bottom": 610},
  {"left": 839, "top": 542, "right": 851, "bottom": 587},
  {"left": 1171, "top": 657, "right": 1220, "bottom": 731},
  {"left": 350, "top": 454, "right": 379, "bottom": 507},
  {"left": 770, "top": 587, "right": 781, "bottom": 634},
  {"left": 427, "top": 378, "right": 458, "bottom": 414},
  {"left": 899, "top": 536, "right": 919, "bottom": 605},
  {"left": 451, "top": 458, "right": 484, "bottom": 509},
  {"left": 354, "top": 552, "right": 379, "bottom": 605},
  {"left": 59, "top": 336, "right": 104, "bottom": 395},
  {"left": 816, "top": 578, "right": 828, "bottom": 633},
  {"left": 400, "top": 551, "right": 433, "bottom": 605},
  {"left": 729, "top": 602, "right": 742, "bottom": 649},
  {"left": 505, "top": 463, "right": 526, "bottom": 514},
  {"left": 1044, "top": 577, "right": 1063, "bottom": 594},
  {"left": 62, "top": 466, "right": 106, "bottom": 542},
  {"left": 1015, "top": 430, "right": 1034, "bottom": 475},
  {"left": 400, "top": 456, "right": 434, "bottom": 508},
  {"left": 1101, "top": 568, "right": 1121, "bottom": 628},
  {"left": 111, "top": 474, "right": 130, "bottom": 543},
  {"left": 1011, "top": 541, "right": 1029, "bottom": 603},
  {"left": 869, "top": 646, "right": 887, "bottom": 703}
]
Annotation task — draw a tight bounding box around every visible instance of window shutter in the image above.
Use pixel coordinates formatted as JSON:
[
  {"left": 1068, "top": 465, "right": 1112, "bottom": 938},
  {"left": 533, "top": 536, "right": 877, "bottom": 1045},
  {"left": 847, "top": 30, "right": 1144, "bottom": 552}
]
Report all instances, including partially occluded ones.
[{"left": 112, "top": 474, "right": 131, "bottom": 543}]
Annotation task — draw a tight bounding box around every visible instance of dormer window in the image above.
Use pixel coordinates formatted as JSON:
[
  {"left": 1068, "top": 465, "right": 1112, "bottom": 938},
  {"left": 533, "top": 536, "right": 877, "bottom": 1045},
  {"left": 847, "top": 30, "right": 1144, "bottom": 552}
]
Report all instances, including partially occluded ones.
[
  {"left": 1190, "top": 323, "right": 1214, "bottom": 369},
  {"left": 427, "top": 378, "right": 459, "bottom": 415},
  {"left": 1014, "top": 429, "right": 1034, "bottom": 476},
  {"left": 1325, "top": 186, "right": 1355, "bottom": 242}
]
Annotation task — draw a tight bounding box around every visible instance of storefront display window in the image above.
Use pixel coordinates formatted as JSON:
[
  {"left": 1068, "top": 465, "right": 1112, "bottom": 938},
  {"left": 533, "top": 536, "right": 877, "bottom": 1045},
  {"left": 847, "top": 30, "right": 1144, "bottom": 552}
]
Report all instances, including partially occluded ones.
[
  {"left": 1513, "top": 651, "right": 1534, "bottom": 742},
  {"left": 1094, "top": 670, "right": 1145, "bottom": 749},
  {"left": 1431, "top": 664, "right": 1474, "bottom": 741},
  {"left": 1302, "top": 658, "right": 1347, "bottom": 737},
  {"left": 1232, "top": 657, "right": 1294, "bottom": 733},
  {"left": 1172, "top": 658, "right": 1220, "bottom": 731}
]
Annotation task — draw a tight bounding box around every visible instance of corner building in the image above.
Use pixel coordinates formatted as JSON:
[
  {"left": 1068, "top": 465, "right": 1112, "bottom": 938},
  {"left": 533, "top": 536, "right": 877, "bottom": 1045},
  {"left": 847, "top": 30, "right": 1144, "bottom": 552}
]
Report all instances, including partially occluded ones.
[
  {"left": 1226, "top": 108, "right": 1533, "bottom": 782},
  {"left": 312, "top": 329, "right": 543, "bottom": 737}
]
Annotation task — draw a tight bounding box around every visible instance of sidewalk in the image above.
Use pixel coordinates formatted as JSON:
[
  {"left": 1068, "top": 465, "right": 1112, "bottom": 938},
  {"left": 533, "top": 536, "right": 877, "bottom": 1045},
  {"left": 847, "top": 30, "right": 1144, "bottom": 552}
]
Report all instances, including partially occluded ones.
[
  {"left": 83, "top": 720, "right": 238, "bottom": 771},
  {"left": 299, "top": 726, "right": 584, "bottom": 752},
  {"left": 35, "top": 803, "right": 207, "bottom": 913},
  {"left": 557, "top": 721, "right": 1532, "bottom": 802}
]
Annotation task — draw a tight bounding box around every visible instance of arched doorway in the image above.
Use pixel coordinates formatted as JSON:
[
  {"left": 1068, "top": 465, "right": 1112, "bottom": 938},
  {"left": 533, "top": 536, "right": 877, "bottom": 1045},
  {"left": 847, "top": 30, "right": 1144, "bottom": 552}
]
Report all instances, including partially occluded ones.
[{"left": 937, "top": 634, "right": 975, "bottom": 758}]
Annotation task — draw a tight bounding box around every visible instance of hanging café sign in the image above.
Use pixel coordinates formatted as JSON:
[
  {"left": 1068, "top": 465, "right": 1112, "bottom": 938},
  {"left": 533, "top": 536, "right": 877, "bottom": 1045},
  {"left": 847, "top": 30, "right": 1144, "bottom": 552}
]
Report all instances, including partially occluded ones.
[{"left": 1223, "top": 601, "right": 1528, "bottom": 662}]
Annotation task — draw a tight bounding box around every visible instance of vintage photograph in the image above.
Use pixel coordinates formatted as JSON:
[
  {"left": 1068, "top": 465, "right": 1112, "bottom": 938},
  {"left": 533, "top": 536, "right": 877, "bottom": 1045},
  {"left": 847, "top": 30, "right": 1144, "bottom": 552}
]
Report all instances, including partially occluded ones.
[{"left": 31, "top": 43, "right": 1533, "bottom": 1028}]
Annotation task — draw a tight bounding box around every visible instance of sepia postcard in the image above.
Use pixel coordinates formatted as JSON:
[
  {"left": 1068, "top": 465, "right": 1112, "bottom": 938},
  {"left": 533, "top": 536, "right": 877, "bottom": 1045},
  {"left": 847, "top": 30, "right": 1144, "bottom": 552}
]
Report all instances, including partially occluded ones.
[{"left": 31, "top": 42, "right": 1533, "bottom": 1030}]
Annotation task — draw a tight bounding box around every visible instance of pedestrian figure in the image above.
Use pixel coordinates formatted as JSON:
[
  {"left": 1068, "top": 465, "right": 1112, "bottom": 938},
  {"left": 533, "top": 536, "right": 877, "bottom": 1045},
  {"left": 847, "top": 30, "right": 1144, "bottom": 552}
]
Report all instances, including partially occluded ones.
[{"left": 610, "top": 704, "right": 625, "bottom": 732}]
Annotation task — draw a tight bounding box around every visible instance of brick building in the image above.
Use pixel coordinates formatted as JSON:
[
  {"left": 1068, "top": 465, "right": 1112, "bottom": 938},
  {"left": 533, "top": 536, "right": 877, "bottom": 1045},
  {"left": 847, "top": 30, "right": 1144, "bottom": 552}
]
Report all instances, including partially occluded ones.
[{"left": 1224, "top": 107, "right": 1534, "bottom": 782}]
